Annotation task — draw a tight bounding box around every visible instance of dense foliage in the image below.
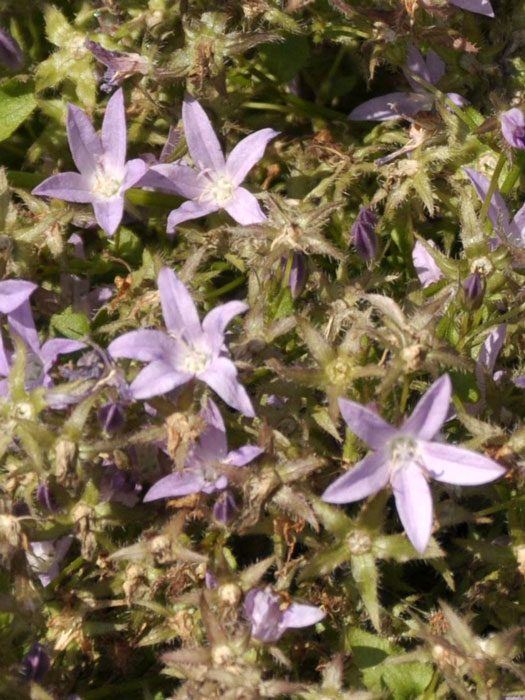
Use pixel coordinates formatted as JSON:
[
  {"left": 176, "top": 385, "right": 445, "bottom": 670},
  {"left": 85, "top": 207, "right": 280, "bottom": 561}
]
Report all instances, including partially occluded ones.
[{"left": 1, "top": 1, "right": 525, "bottom": 698}]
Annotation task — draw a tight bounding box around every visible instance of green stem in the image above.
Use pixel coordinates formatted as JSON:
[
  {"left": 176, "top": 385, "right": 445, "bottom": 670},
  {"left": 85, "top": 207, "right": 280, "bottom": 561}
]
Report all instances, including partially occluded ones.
[
  {"left": 479, "top": 152, "right": 506, "bottom": 224},
  {"left": 500, "top": 163, "right": 520, "bottom": 195}
]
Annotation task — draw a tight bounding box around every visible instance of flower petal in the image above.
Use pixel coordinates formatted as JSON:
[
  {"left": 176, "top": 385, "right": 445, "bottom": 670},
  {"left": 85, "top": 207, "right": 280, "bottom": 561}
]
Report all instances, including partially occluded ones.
[
  {"left": 425, "top": 49, "right": 445, "bottom": 85},
  {"left": 93, "top": 197, "right": 124, "bottom": 236},
  {"left": 449, "top": 0, "right": 494, "bottom": 16},
  {"left": 281, "top": 603, "right": 325, "bottom": 629},
  {"left": 412, "top": 241, "right": 444, "bottom": 287},
  {"left": 108, "top": 329, "right": 177, "bottom": 362},
  {"left": 129, "top": 361, "right": 192, "bottom": 399},
  {"left": 144, "top": 471, "right": 205, "bottom": 501},
  {"left": 402, "top": 375, "right": 451, "bottom": 440},
  {"left": 223, "top": 187, "right": 267, "bottom": 225},
  {"left": 391, "top": 463, "right": 433, "bottom": 554},
  {"left": 464, "top": 167, "right": 512, "bottom": 238},
  {"left": 199, "top": 356, "right": 255, "bottom": 417},
  {"left": 166, "top": 200, "right": 218, "bottom": 235},
  {"left": 419, "top": 441, "right": 506, "bottom": 485},
  {"left": 225, "top": 445, "right": 264, "bottom": 467},
  {"left": 182, "top": 96, "right": 225, "bottom": 172},
  {"left": 32, "top": 172, "right": 94, "bottom": 203},
  {"left": 195, "top": 399, "right": 228, "bottom": 461},
  {"left": 39, "top": 339, "right": 86, "bottom": 374},
  {"left": 349, "top": 92, "right": 431, "bottom": 121},
  {"left": 0, "top": 280, "right": 37, "bottom": 314},
  {"left": 0, "top": 27, "right": 23, "bottom": 70},
  {"left": 202, "top": 300, "right": 248, "bottom": 353},
  {"left": 101, "top": 88, "right": 127, "bottom": 171},
  {"left": 225, "top": 128, "right": 279, "bottom": 186},
  {"left": 157, "top": 267, "right": 201, "bottom": 340},
  {"left": 151, "top": 163, "right": 205, "bottom": 198},
  {"left": 0, "top": 332, "right": 10, "bottom": 377},
  {"left": 404, "top": 45, "right": 432, "bottom": 89},
  {"left": 337, "top": 398, "right": 396, "bottom": 449},
  {"left": 322, "top": 451, "right": 389, "bottom": 504},
  {"left": 66, "top": 104, "right": 102, "bottom": 175},
  {"left": 122, "top": 158, "right": 148, "bottom": 190},
  {"left": 7, "top": 300, "right": 39, "bottom": 353},
  {"left": 476, "top": 324, "right": 506, "bottom": 376}
]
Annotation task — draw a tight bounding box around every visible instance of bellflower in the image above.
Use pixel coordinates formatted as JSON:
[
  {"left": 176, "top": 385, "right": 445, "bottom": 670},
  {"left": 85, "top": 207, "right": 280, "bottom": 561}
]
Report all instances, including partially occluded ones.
[
  {"left": 0, "top": 27, "right": 23, "bottom": 70},
  {"left": 26, "top": 536, "right": 73, "bottom": 587},
  {"left": 144, "top": 399, "right": 262, "bottom": 502},
  {"left": 108, "top": 267, "right": 255, "bottom": 416},
  {"left": 150, "top": 97, "right": 278, "bottom": 234},
  {"left": 465, "top": 167, "right": 525, "bottom": 248},
  {"left": 500, "top": 108, "right": 525, "bottom": 150},
  {"left": 244, "top": 586, "right": 325, "bottom": 643},
  {"left": 322, "top": 375, "right": 505, "bottom": 553},
  {"left": 32, "top": 89, "right": 147, "bottom": 236},
  {"left": 412, "top": 241, "right": 444, "bottom": 287},
  {"left": 350, "top": 45, "right": 466, "bottom": 122}
]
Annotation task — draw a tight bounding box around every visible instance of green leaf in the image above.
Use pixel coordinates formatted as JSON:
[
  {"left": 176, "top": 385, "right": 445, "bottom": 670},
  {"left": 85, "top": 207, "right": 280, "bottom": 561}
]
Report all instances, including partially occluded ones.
[
  {"left": 259, "top": 34, "right": 310, "bottom": 83},
  {"left": 50, "top": 307, "right": 90, "bottom": 339},
  {"left": 382, "top": 662, "right": 433, "bottom": 700},
  {"left": 0, "top": 79, "right": 36, "bottom": 142}
]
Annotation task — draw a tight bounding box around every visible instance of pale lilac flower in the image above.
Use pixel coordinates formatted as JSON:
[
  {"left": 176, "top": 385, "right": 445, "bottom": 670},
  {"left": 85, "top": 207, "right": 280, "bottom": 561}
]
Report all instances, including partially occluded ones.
[
  {"left": 500, "top": 108, "right": 525, "bottom": 149},
  {"left": 475, "top": 324, "right": 525, "bottom": 395},
  {"left": 0, "top": 27, "right": 23, "bottom": 70},
  {"left": 322, "top": 375, "right": 505, "bottom": 553},
  {"left": 26, "top": 536, "right": 73, "bottom": 587},
  {"left": 350, "top": 45, "right": 467, "bottom": 122},
  {"left": 33, "top": 89, "right": 147, "bottom": 236},
  {"left": 150, "top": 97, "right": 278, "bottom": 234},
  {"left": 447, "top": 0, "right": 494, "bottom": 16},
  {"left": 464, "top": 167, "right": 525, "bottom": 248},
  {"left": 85, "top": 40, "right": 149, "bottom": 93},
  {"left": 351, "top": 206, "right": 378, "bottom": 261},
  {"left": 144, "top": 398, "right": 262, "bottom": 502},
  {"left": 0, "top": 279, "right": 37, "bottom": 314},
  {"left": 244, "top": 586, "right": 325, "bottom": 643},
  {"left": 108, "top": 267, "right": 255, "bottom": 416},
  {"left": 21, "top": 643, "right": 50, "bottom": 682},
  {"left": 412, "top": 241, "right": 444, "bottom": 287}
]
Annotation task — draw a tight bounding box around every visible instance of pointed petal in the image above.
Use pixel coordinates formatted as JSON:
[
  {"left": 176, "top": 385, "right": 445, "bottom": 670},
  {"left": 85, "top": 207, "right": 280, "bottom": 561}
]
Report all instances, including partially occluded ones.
[
  {"left": 32, "top": 173, "right": 94, "bottom": 203},
  {"left": 464, "top": 167, "right": 511, "bottom": 237},
  {"left": 349, "top": 92, "right": 431, "bottom": 121},
  {"left": 122, "top": 158, "right": 148, "bottom": 190},
  {"left": 157, "top": 267, "right": 201, "bottom": 340},
  {"left": 412, "top": 241, "right": 444, "bottom": 287},
  {"left": 511, "top": 202, "right": 525, "bottom": 245},
  {"left": 392, "top": 463, "right": 433, "bottom": 554},
  {"left": 477, "top": 324, "right": 506, "bottom": 375},
  {"left": 93, "top": 197, "right": 124, "bottom": 236},
  {"left": 224, "top": 187, "right": 267, "bottom": 225},
  {"left": 144, "top": 470, "right": 205, "bottom": 501},
  {"left": 0, "top": 280, "right": 37, "bottom": 314},
  {"left": 419, "top": 441, "right": 506, "bottom": 485},
  {"left": 449, "top": 0, "right": 494, "bottom": 16},
  {"left": 402, "top": 375, "right": 451, "bottom": 440},
  {"left": 39, "top": 339, "right": 86, "bottom": 373},
  {"left": 196, "top": 398, "right": 228, "bottom": 460},
  {"left": 7, "top": 300, "right": 39, "bottom": 353},
  {"left": 225, "top": 445, "right": 264, "bottom": 467},
  {"left": 166, "top": 200, "right": 218, "bottom": 235},
  {"left": 202, "top": 300, "right": 248, "bottom": 353},
  {"left": 101, "top": 88, "right": 127, "bottom": 171},
  {"left": 322, "top": 451, "right": 389, "bottom": 504},
  {"left": 225, "top": 128, "right": 279, "bottom": 186},
  {"left": 425, "top": 49, "right": 445, "bottom": 85},
  {"left": 404, "top": 45, "right": 432, "bottom": 89},
  {"left": 66, "top": 104, "right": 102, "bottom": 175},
  {"left": 182, "top": 97, "right": 225, "bottom": 171},
  {"left": 129, "top": 361, "right": 192, "bottom": 399},
  {"left": 109, "top": 329, "right": 177, "bottom": 362},
  {"left": 151, "top": 163, "right": 205, "bottom": 198},
  {"left": 281, "top": 603, "right": 325, "bottom": 629},
  {"left": 337, "top": 398, "right": 396, "bottom": 449},
  {"left": 199, "top": 356, "right": 255, "bottom": 417}
]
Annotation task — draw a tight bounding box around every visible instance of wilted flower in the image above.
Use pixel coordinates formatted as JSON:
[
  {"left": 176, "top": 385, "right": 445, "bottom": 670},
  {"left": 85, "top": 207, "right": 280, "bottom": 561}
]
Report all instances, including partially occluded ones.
[
  {"left": 33, "top": 89, "right": 147, "bottom": 236},
  {"left": 500, "top": 108, "right": 525, "bottom": 149},
  {"left": 322, "top": 375, "right": 505, "bottom": 553},
  {"left": 85, "top": 40, "right": 149, "bottom": 93},
  {"left": 21, "top": 643, "right": 50, "bottom": 682},
  {"left": 109, "top": 267, "right": 255, "bottom": 415},
  {"left": 351, "top": 206, "right": 378, "bottom": 261},
  {"left": 412, "top": 241, "right": 444, "bottom": 287},
  {"left": 150, "top": 97, "right": 278, "bottom": 234},
  {"left": 244, "top": 586, "right": 325, "bottom": 643},
  {"left": 350, "top": 45, "right": 466, "bottom": 122},
  {"left": 462, "top": 272, "right": 485, "bottom": 310},
  {"left": 0, "top": 27, "right": 23, "bottom": 70},
  {"left": 144, "top": 398, "right": 263, "bottom": 502},
  {"left": 26, "top": 536, "right": 73, "bottom": 587}
]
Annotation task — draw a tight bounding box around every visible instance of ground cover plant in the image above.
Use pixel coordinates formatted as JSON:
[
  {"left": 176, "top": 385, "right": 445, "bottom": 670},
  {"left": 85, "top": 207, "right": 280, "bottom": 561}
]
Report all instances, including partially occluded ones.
[{"left": 1, "top": 0, "right": 525, "bottom": 698}]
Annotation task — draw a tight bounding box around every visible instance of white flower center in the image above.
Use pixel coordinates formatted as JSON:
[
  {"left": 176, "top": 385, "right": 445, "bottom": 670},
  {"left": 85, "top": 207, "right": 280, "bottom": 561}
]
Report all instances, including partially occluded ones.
[
  {"left": 91, "top": 169, "right": 123, "bottom": 199},
  {"left": 200, "top": 172, "right": 235, "bottom": 206},
  {"left": 181, "top": 348, "right": 210, "bottom": 374},
  {"left": 388, "top": 436, "right": 419, "bottom": 475}
]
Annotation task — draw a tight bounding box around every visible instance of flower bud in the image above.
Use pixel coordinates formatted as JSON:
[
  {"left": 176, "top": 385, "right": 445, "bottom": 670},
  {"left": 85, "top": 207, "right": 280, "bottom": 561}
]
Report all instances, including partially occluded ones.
[
  {"left": 98, "top": 402, "right": 126, "bottom": 433},
  {"left": 36, "top": 482, "right": 59, "bottom": 512},
  {"left": 500, "top": 108, "right": 525, "bottom": 149},
  {"left": 351, "top": 206, "right": 378, "bottom": 261},
  {"left": 212, "top": 490, "right": 237, "bottom": 524},
  {"left": 285, "top": 253, "right": 307, "bottom": 298},
  {"left": 21, "top": 643, "right": 50, "bottom": 682},
  {"left": 462, "top": 272, "right": 485, "bottom": 310}
]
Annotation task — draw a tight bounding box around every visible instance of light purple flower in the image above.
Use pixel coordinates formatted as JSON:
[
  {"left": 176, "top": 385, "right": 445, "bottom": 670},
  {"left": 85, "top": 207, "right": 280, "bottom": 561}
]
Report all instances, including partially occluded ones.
[
  {"left": 108, "top": 267, "right": 255, "bottom": 416},
  {"left": 0, "top": 27, "right": 23, "bottom": 70},
  {"left": 150, "top": 97, "right": 278, "bottom": 234},
  {"left": 448, "top": 0, "right": 494, "bottom": 16},
  {"left": 412, "top": 241, "right": 444, "bottom": 287},
  {"left": 26, "top": 536, "right": 73, "bottom": 587},
  {"left": 322, "top": 375, "right": 505, "bottom": 553},
  {"left": 475, "top": 324, "right": 506, "bottom": 398},
  {"left": 350, "top": 45, "right": 467, "bottom": 122},
  {"left": 0, "top": 279, "right": 37, "bottom": 314},
  {"left": 500, "top": 108, "right": 525, "bottom": 149},
  {"left": 32, "top": 88, "right": 147, "bottom": 236},
  {"left": 85, "top": 40, "right": 149, "bottom": 93},
  {"left": 244, "top": 586, "right": 325, "bottom": 643},
  {"left": 464, "top": 167, "right": 525, "bottom": 248},
  {"left": 144, "top": 398, "right": 262, "bottom": 502}
]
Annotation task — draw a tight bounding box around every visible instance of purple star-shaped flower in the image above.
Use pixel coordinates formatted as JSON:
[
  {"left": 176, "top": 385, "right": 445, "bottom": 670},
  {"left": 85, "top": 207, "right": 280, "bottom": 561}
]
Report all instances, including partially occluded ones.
[
  {"left": 322, "top": 375, "right": 505, "bottom": 553},
  {"left": 108, "top": 267, "right": 255, "bottom": 416},
  {"left": 150, "top": 97, "right": 278, "bottom": 234},
  {"left": 500, "top": 108, "right": 525, "bottom": 149},
  {"left": 144, "top": 398, "right": 263, "bottom": 502},
  {"left": 32, "top": 88, "right": 147, "bottom": 236},
  {"left": 350, "top": 45, "right": 466, "bottom": 122},
  {"left": 244, "top": 586, "right": 325, "bottom": 643}
]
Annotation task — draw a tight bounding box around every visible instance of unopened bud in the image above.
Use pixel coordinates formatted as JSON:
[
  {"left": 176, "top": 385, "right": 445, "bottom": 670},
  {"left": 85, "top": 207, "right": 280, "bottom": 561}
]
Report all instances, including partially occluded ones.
[
  {"left": 462, "top": 272, "right": 485, "bottom": 310},
  {"left": 351, "top": 206, "right": 378, "bottom": 262}
]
